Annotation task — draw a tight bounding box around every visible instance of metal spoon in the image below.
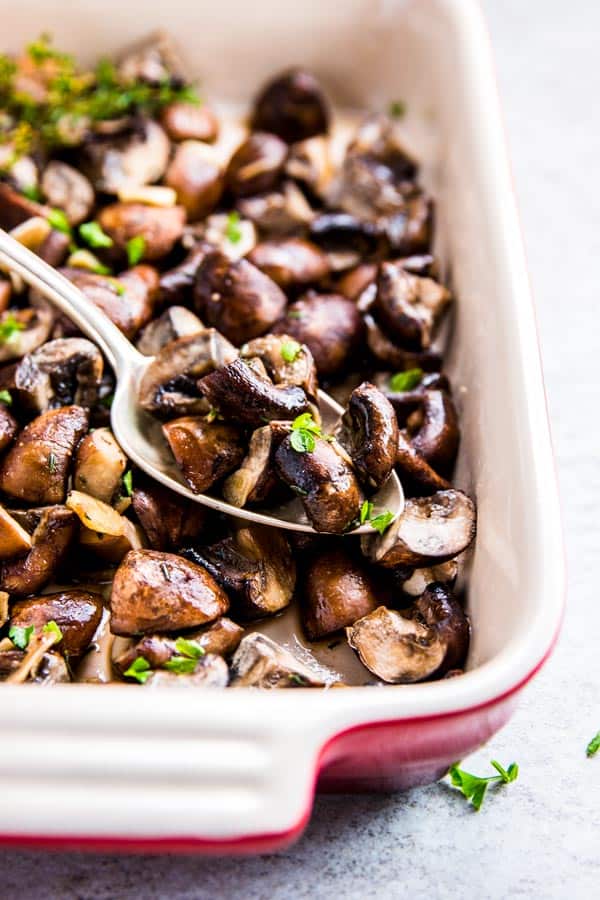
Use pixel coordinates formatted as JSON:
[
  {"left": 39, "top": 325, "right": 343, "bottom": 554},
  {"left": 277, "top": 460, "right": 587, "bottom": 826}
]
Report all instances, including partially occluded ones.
[{"left": 0, "top": 228, "right": 404, "bottom": 533}]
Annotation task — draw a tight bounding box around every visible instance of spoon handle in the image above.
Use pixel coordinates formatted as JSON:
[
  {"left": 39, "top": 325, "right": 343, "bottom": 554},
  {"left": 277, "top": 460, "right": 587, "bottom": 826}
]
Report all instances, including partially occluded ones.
[{"left": 0, "top": 228, "right": 143, "bottom": 376}]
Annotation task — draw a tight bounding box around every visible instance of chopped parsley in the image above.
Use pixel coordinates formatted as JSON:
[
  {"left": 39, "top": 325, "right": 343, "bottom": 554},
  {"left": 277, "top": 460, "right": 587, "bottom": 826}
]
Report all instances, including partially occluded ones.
[
  {"left": 225, "top": 211, "right": 242, "bottom": 244},
  {"left": 389, "top": 367, "right": 424, "bottom": 392},
  {"left": 174, "top": 637, "right": 205, "bottom": 659},
  {"left": 123, "top": 656, "right": 152, "bottom": 684},
  {"left": 47, "top": 208, "right": 71, "bottom": 234},
  {"left": 586, "top": 732, "right": 600, "bottom": 758},
  {"left": 126, "top": 235, "right": 146, "bottom": 266},
  {"left": 21, "top": 184, "right": 42, "bottom": 202},
  {"left": 42, "top": 620, "right": 63, "bottom": 644},
  {"left": 79, "top": 221, "right": 113, "bottom": 249},
  {"left": 0, "top": 313, "right": 25, "bottom": 344},
  {"left": 109, "top": 278, "right": 125, "bottom": 297},
  {"left": 289, "top": 673, "right": 307, "bottom": 685},
  {"left": 287, "top": 309, "right": 304, "bottom": 319},
  {"left": 9, "top": 624, "right": 34, "bottom": 650},
  {"left": 388, "top": 99, "right": 406, "bottom": 119},
  {"left": 447, "top": 759, "right": 519, "bottom": 811},
  {"left": 281, "top": 339, "right": 301, "bottom": 363},
  {"left": 290, "top": 412, "right": 323, "bottom": 454},
  {"left": 0, "top": 389, "right": 12, "bottom": 405},
  {"left": 164, "top": 655, "right": 197, "bottom": 675},
  {"left": 47, "top": 451, "right": 58, "bottom": 473},
  {"left": 360, "top": 500, "right": 373, "bottom": 525},
  {"left": 122, "top": 469, "right": 133, "bottom": 497},
  {"left": 370, "top": 510, "right": 395, "bottom": 535}
]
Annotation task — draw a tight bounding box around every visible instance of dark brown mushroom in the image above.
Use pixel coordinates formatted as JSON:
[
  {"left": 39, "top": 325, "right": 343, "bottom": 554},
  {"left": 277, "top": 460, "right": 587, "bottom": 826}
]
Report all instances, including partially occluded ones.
[
  {"left": 372, "top": 262, "right": 451, "bottom": 350},
  {"left": 0, "top": 404, "right": 17, "bottom": 453},
  {"left": 160, "top": 101, "right": 219, "bottom": 143},
  {"left": 336, "top": 263, "right": 378, "bottom": 301},
  {"left": 0, "top": 405, "right": 88, "bottom": 504},
  {"left": 385, "top": 192, "right": 433, "bottom": 255},
  {"left": 80, "top": 119, "right": 171, "bottom": 193},
  {"left": 158, "top": 243, "right": 209, "bottom": 306},
  {"left": 163, "top": 415, "right": 245, "bottom": 493},
  {"left": 364, "top": 313, "right": 442, "bottom": 371},
  {"left": 395, "top": 430, "right": 451, "bottom": 494},
  {"left": 272, "top": 291, "right": 363, "bottom": 378},
  {"left": 41, "top": 161, "right": 95, "bottom": 226},
  {"left": 10, "top": 590, "right": 104, "bottom": 658},
  {"left": 230, "top": 633, "right": 333, "bottom": 688},
  {"left": 0, "top": 505, "right": 77, "bottom": 596},
  {"left": 0, "top": 182, "right": 46, "bottom": 230},
  {"left": 240, "top": 334, "right": 318, "bottom": 402},
  {"left": 0, "top": 307, "right": 53, "bottom": 363},
  {"left": 237, "top": 180, "right": 314, "bottom": 235},
  {"left": 225, "top": 132, "right": 288, "bottom": 197},
  {"left": 136, "top": 306, "right": 204, "bottom": 356},
  {"left": 275, "top": 435, "right": 363, "bottom": 533},
  {"left": 405, "top": 389, "right": 460, "bottom": 476},
  {"left": 131, "top": 480, "right": 206, "bottom": 550},
  {"left": 198, "top": 357, "right": 309, "bottom": 426},
  {"left": 222, "top": 421, "right": 291, "bottom": 507},
  {"left": 247, "top": 237, "right": 329, "bottom": 289},
  {"left": 0, "top": 504, "right": 32, "bottom": 560},
  {"left": 37, "top": 229, "right": 71, "bottom": 267},
  {"left": 302, "top": 547, "right": 379, "bottom": 640},
  {"left": 109, "top": 549, "right": 229, "bottom": 636},
  {"left": 309, "top": 212, "right": 382, "bottom": 270},
  {"left": 11, "top": 337, "right": 103, "bottom": 413},
  {"left": 362, "top": 489, "right": 476, "bottom": 568},
  {"left": 165, "top": 141, "right": 223, "bottom": 221},
  {"left": 337, "top": 382, "right": 398, "bottom": 492},
  {"left": 181, "top": 524, "right": 295, "bottom": 619},
  {"left": 251, "top": 69, "right": 329, "bottom": 143},
  {"left": 194, "top": 250, "right": 287, "bottom": 346},
  {"left": 98, "top": 202, "right": 186, "bottom": 261},
  {"left": 73, "top": 428, "right": 127, "bottom": 505},
  {"left": 285, "top": 135, "right": 332, "bottom": 197},
  {"left": 0, "top": 278, "right": 11, "bottom": 313},
  {"left": 61, "top": 265, "right": 159, "bottom": 339},
  {"left": 138, "top": 329, "right": 238, "bottom": 418}
]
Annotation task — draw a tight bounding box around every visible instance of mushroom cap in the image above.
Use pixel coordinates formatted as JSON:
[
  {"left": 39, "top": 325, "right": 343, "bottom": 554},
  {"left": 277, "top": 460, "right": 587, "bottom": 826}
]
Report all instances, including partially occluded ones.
[
  {"left": 302, "top": 547, "right": 379, "bottom": 640},
  {"left": 337, "top": 381, "right": 399, "bottom": 492},
  {"left": 225, "top": 131, "right": 288, "bottom": 197},
  {"left": 247, "top": 237, "right": 329, "bottom": 289},
  {"left": 250, "top": 69, "right": 330, "bottom": 143},
  {"left": 10, "top": 590, "right": 104, "bottom": 658},
  {"left": 13, "top": 337, "right": 103, "bottom": 413},
  {"left": 0, "top": 505, "right": 77, "bottom": 597},
  {"left": 373, "top": 263, "right": 451, "bottom": 351},
  {"left": 162, "top": 415, "right": 245, "bottom": 494}
]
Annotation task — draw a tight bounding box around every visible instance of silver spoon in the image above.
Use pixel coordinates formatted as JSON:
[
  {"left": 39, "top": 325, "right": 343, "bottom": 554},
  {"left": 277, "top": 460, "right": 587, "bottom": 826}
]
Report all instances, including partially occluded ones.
[{"left": 0, "top": 228, "right": 404, "bottom": 533}]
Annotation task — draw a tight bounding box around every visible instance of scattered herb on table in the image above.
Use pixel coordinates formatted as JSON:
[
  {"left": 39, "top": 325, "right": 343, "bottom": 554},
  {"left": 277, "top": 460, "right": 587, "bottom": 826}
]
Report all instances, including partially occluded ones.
[
  {"left": 586, "top": 732, "right": 600, "bottom": 758},
  {"left": 447, "top": 759, "right": 519, "bottom": 811}
]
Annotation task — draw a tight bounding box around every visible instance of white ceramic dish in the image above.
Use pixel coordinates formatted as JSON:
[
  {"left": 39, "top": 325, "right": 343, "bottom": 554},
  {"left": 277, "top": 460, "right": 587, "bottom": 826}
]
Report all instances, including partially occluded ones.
[{"left": 0, "top": 0, "right": 564, "bottom": 853}]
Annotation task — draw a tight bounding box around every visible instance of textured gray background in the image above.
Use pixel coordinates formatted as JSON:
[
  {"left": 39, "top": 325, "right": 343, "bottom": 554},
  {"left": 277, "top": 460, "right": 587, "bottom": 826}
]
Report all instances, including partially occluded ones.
[{"left": 2, "top": 1, "right": 598, "bottom": 897}]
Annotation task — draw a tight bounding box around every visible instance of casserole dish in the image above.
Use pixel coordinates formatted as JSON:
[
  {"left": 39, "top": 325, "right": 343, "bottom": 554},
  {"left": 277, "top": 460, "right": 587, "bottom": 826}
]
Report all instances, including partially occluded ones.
[{"left": 0, "top": 0, "right": 564, "bottom": 854}]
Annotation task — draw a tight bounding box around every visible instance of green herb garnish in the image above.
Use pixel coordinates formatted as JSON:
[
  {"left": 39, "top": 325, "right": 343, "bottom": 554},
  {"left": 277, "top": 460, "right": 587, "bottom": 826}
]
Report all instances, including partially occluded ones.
[
  {"left": 123, "top": 656, "right": 152, "bottom": 684},
  {"left": 287, "top": 309, "right": 304, "bottom": 319},
  {"left": 47, "top": 451, "right": 57, "bottom": 473},
  {"left": 164, "top": 655, "right": 197, "bottom": 675},
  {"left": 126, "top": 235, "right": 146, "bottom": 266},
  {"left": 174, "top": 637, "right": 206, "bottom": 659},
  {"left": 9, "top": 624, "right": 34, "bottom": 650},
  {"left": 0, "top": 313, "right": 25, "bottom": 344},
  {"left": 389, "top": 100, "right": 406, "bottom": 119},
  {"left": 109, "top": 278, "right": 125, "bottom": 296},
  {"left": 0, "top": 389, "right": 12, "bottom": 405},
  {"left": 290, "top": 412, "right": 323, "bottom": 454},
  {"left": 122, "top": 469, "right": 133, "bottom": 497},
  {"left": 289, "top": 673, "right": 307, "bottom": 685},
  {"left": 225, "top": 211, "right": 242, "bottom": 244},
  {"left": 586, "top": 732, "right": 600, "bottom": 757},
  {"left": 360, "top": 500, "right": 373, "bottom": 525},
  {"left": 79, "top": 220, "right": 113, "bottom": 249},
  {"left": 42, "top": 620, "right": 63, "bottom": 644},
  {"left": 447, "top": 759, "right": 519, "bottom": 811},
  {"left": 21, "top": 184, "right": 42, "bottom": 202},
  {"left": 389, "top": 367, "right": 424, "bottom": 392},
  {"left": 47, "top": 208, "right": 71, "bottom": 234},
  {"left": 370, "top": 510, "right": 395, "bottom": 535},
  {"left": 281, "top": 339, "right": 301, "bottom": 363}
]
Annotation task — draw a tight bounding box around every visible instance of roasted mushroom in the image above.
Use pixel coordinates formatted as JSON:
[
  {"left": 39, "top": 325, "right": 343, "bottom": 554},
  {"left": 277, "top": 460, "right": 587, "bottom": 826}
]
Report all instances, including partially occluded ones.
[
  {"left": 275, "top": 435, "right": 363, "bottom": 533},
  {"left": 222, "top": 421, "right": 290, "bottom": 508},
  {"left": 158, "top": 243, "right": 209, "bottom": 306},
  {"left": 110, "top": 549, "right": 230, "bottom": 636},
  {"left": 404, "top": 389, "right": 460, "bottom": 476},
  {"left": 73, "top": 428, "right": 127, "bottom": 504},
  {"left": 337, "top": 382, "right": 398, "bottom": 491},
  {"left": 237, "top": 180, "right": 314, "bottom": 235},
  {"left": 0, "top": 182, "right": 46, "bottom": 231},
  {"left": 11, "top": 337, "right": 103, "bottom": 413},
  {"left": 247, "top": 238, "right": 329, "bottom": 289},
  {"left": 225, "top": 132, "right": 288, "bottom": 197},
  {"left": 401, "top": 560, "right": 458, "bottom": 598},
  {"left": 0, "top": 404, "right": 18, "bottom": 453},
  {"left": 66, "top": 489, "right": 144, "bottom": 564},
  {"left": 240, "top": 334, "right": 318, "bottom": 403},
  {"left": 230, "top": 633, "right": 335, "bottom": 688},
  {"left": 131, "top": 479, "right": 206, "bottom": 550},
  {"left": 0, "top": 307, "right": 53, "bottom": 363},
  {"left": 302, "top": 547, "right": 379, "bottom": 640},
  {"left": 60, "top": 265, "right": 159, "bottom": 339},
  {"left": 251, "top": 69, "right": 329, "bottom": 143},
  {"left": 80, "top": 119, "right": 171, "bottom": 193},
  {"left": 160, "top": 101, "right": 219, "bottom": 143},
  {"left": 194, "top": 251, "right": 287, "bottom": 346},
  {"left": 0, "top": 505, "right": 77, "bottom": 596},
  {"left": 41, "top": 161, "right": 95, "bottom": 225},
  {"left": 10, "top": 590, "right": 104, "bottom": 658},
  {"left": 285, "top": 135, "right": 332, "bottom": 197},
  {"left": 395, "top": 430, "right": 451, "bottom": 494},
  {"left": 98, "top": 202, "right": 186, "bottom": 260},
  {"left": 362, "top": 489, "right": 476, "bottom": 567},
  {"left": 372, "top": 262, "right": 451, "bottom": 350},
  {"left": 144, "top": 653, "right": 230, "bottom": 688},
  {"left": 0, "top": 405, "right": 88, "bottom": 504},
  {"left": 198, "top": 357, "right": 309, "bottom": 426},
  {"left": 163, "top": 416, "right": 245, "bottom": 493},
  {"left": 136, "top": 306, "right": 204, "bottom": 356},
  {"left": 309, "top": 213, "right": 382, "bottom": 270},
  {"left": 165, "top": 141, "right": 223, "bottom": 221},
  {"left": 364, "top": 313, "right": 442, "bottom": 371},
  {"left": 0, "top": 504, "right": 32, "bottom": 560}
]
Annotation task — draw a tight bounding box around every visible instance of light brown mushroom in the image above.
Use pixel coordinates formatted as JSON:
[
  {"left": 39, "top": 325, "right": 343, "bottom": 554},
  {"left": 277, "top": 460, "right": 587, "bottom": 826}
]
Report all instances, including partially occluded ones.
[
  {"left": 240, "top": 334, "right": 318, "bottom": 403},
  {"left": 80, "top": 119, "right": 171, "bottom": 193},
  {"left": 225, "top": 132, "right": 288, "bottom": 197},
  {"left": 165, "top": 141, "right": 223, "bottom": 221},
  {"left": 41, "top": 161, "right": 95, "bottom": 225},
  {"left": 0, "top": 504, "right": 32, "bottom": 560},
  {"left": 0, "top": 505, "right": 77, "bottom": 596},
  {"left": 237, "top": 180, "right": 314, "bottom": 235},
  {"left": 145, "top": 654, "right": 229, "bottom": 688},
  {"left": 0, "top": 307, "right": 53, "bottom": 363},
  {"left": 222, "top": 421, "right": 291, "bottom": 508},
  {"left": 98, "top": 202, "right": 186, "bottom": 261},
  {"left": 302, "top": 547, "right": 379, "bottom": 640},
  {"left": 61, "top": 266, "right": 159, "bottom": 339},
  {"left": 73, "top": 428, "right": 127, "bottom": 504},
  {"left": 162, "top": 416, "right": 245, "bottom": 493},
  {"left": 0, "top": 404, "right": 18, "bottom": 453},
  {"left": 136, "top": 306, "right": 204, "bottom": 356},
  {"left": 160, "top": 101, "right": 219, "bottom": 143},
  {"left": 247, "top": 238, "right": 329, "bottom": 289},
  {"left": 131, "top": 480, "right": 206, "bottom": 551}
]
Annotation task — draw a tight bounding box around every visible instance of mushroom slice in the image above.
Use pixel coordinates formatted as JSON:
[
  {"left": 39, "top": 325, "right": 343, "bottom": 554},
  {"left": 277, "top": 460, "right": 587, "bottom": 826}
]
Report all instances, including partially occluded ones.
[
  {"left": 198, "top": 358, "right": 309, "bottom": 426},
  {"left": 12, "top": 337, "right": 103, "bottom": 413},
  {"left": 158, "top": 243, "right": 209, "bottom": 306},
  {"left": 74, "top": 428, "right": 127, "bottom": 505},
  {"left": 275, "top": 435, "right": 363, "bottom": 534},
  {"left": 182, "top": 524, "right": 295, "bottom": 620},
  {"left": 131, "top": 480, "right": 206, "bottom": 551},
  {"left": 336, "top": 263, "right": 378, "bottom": 301},
  {"left": 346, "top": 606, "right": 445, "bottom": 683},
  {"left": 302, "top": 547, "right": 379, "bottom": 640},
  {"left": 240, "top": 334, "right": 318, "bottom": 403},
  {"left": 0, "top": 404, "right": 17, "bottom": 452},
  {"left": 160, "top": 101, "right": 219, "bottom": 143},
  {"left": 395, "top": 430, "right": 451, "bottom": 495},
  {"left": 41, "top": 161, "right": 95, "bottom": 225},
  {"left": 0, "top": 307, "right": 53, "bottom": 363},
  {"left": 0, "top": 505, "right": 77, "bottom": 597},
  {"left": 413, "top": 583, "right": 470, "bottom": 673},
  {"left": 364, "top": 313, "right": 442, "bottom": 371},
  {"left": 251, "top": 69, "right": 330, "bottom": 143},
  {"left": 0, "top": 505, "right": 32, "bottom": 560},
  {"left": 225, "top": 132, "right": 288, "bottom": 197},
  {"left": 194, "top": 251, "right": 287, "bottom": 346},
  {"left": 0, "top": 405, "right": 88, "bottom": 504},
  {"left": 230, "top": 634, "right": 332, "bottom": 688},
  {"left": 162, "top": 416, "right": 245, "bottom": 493},
  {"left": 32, "top": 651, "right": 70, "bottom": 685},
  {"left": 81, "top": 119, "right": 171, "bottom": 193},
  {"left": 61, "top": 266, "right": 159, "bottom": 339},
  {"left": 222, "top": 422, "right": 290, "bottom": 508},
  {"left": 193, "top": 617, "right": 245, "bottom": 657},
  {"left": 373, "top": 263, "right": 451, "bottom": 350},
  {"left": 136, "top": 306, "right": 205, "bottom": 356},
  {"left": 138, "top": 330, "right": 238, "bottom": 418},
  {"left": 362, "top": 490, "right": 476, "bottom": 568},
  {"left": 237, "top": 181, "right": 314, "bottom": 236},
  {"left": 247, "top": 238, "right": 329, "bottom": 289},
  {"left": 406, "top": 390, "right": 460, "bottom": 476},
  {"left": 10, "top": 590, "right": 104, "bottom": 659},
  {"left": 110, "top": 549, "right": 229, "bottom": 636},
  {"left": 272, "top": 291, "right": 363, "bottom": 378},
  {"left": 145, "top": 654, "right": 229, "bottom": 688},
  {"left": 66, "top": 490, "right": 144, "bottom": 564},
  {"left": 98, "top": 202, "right": 186, "bottom": 261},
  {"left": 165, "top": 140, "right": 223, "bottom": 221},
  {"left": 337, "top": 382, "right": 399, "bottom": 492},
  {"left": 402, "top": 560, "right": 459, "bottom": 598}
]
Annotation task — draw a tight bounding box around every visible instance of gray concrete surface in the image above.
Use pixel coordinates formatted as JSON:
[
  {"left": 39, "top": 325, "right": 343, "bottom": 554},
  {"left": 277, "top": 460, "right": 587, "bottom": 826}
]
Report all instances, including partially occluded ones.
[{"left": 2, "top": 1, "right": 598, "bottom": 896}]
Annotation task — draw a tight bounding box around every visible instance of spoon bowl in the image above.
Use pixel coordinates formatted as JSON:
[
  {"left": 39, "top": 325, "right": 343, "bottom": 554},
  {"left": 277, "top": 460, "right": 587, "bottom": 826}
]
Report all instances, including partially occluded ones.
[{"left": 0, "top": 228, "right": 404, "bottom": 533}]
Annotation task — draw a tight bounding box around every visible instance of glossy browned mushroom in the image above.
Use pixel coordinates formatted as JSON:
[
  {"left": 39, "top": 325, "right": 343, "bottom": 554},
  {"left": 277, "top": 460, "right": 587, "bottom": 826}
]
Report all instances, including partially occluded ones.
[
  {"left": 0, "top": 307, "right": 53, "bottom": 363},
  {"left": 12, "top": 337, "right": 103, "bottom": 413},
  {"left": 198, "top": 358, "right": 309, "bottom": 426},
  {"left": 10, "top": 590, "right": 104, "bottom": 658},
  {"left": 275, "top": 435, "right": 363, "bottom": 533},
  {"left": 251, "top": 69, "right": 329, "bottom": 143},
  {"left": 131, "top": 479, "right": 206, "bottom": 550},
  {"left": 110, "top": 549, "right": 229, "bottom": 635},
  {"left": 160, "top": 102, "right": 219, "bottom": 143},
  {"left": 194, "top": 250, "right": 287, "bottom": 346},
  {"left": 158, "top": 243, "right": 209, "bottom": 306},
  {"left": 61, "top": 265, "right": 159, "bottom": 339},
  {"left": 413, "top": 582, "right": 470, "bottom": 673},
  {"left": 225, "top": 132, "right": 288, "bottom": 197},
  {"left": 285, "top": 135, "right": 332, "bottom": 197},
  {"left": 165, "top": 141, "right": 223, "bottom": 221},
  {"left": 405, "top": 389, "right": 460, "bottom": 476},
  {"left": 302, "top": 547, "right": 379, "bottom": 640},
  {"left": 0, "top": 505, "right": 77, "bottom": 596},
  {"left": 98, "top": 202, "right": 186, "bottom": 260},
  {"left": 240, "top": 334, "right": 318, "bottom": 403},
  {"left": 237, "top": 181, "right": 314, "bottom": 235},
  {"left": 0, "top": 505, "right": 32, "bottom": 560},
  {"left": 247, "top": 238, "right": 329, "bottom": 289},
  {"left": 0, "top": 405, "right": 88, "bottom": 504},
  {"left": 163, "top": 415, "right": 245, "bottom": 493},
  {"left": 136, "top": 306, "right": 204, "bottom": 356},
  {"left": 364, "top": 313, "right": 442, "bottom": 371},
  {"left": 41, "top": 161, "right": 95, "bottom": 225},
  {"left": 222, "top": 421, "right": 291, "bottom": 508},
  {"left": 395, "top": 430, "right": 451, "bottom": 494},
  {"left": 272, "top": 291, "right": 363, "bottom": 378},
  {"left": 0, "top": 404, "right": 17, "bottom": 453},
  {"left": 362, "top": 489, "right": 476, "bottom": 567},
  {"left": 309, "top": 212, "right": 382, "bottom": 271},
  {"left": 372, "top": 262, "right": 451, "bottom": 350},
  {"left": 337, "top": 382, "right": 398, "bottom": 492},
  {"left": 0, "top": 182, "right": 46, "bottom": 230}
]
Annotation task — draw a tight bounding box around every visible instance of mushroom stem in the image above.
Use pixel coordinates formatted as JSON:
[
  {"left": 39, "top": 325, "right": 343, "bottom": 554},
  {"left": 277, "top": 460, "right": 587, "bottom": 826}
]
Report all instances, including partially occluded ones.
[{"left": 5, "top": 630, "right": 58, "bottom": 684}]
